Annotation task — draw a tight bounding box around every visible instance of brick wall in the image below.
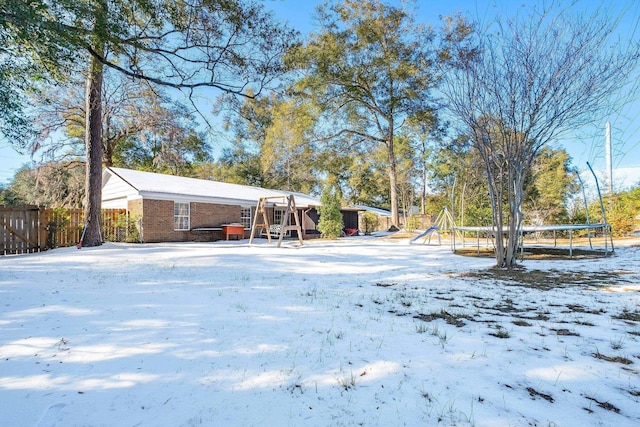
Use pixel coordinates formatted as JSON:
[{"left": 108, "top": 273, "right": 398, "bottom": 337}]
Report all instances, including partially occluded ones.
[
  {"left": 132, "top": 198, "right": 244, "bottom": 243},
  {"left": 190, "top": 202, "right": 240, "bottom": 228},
  {"left": 191, "top": 202, "right": 243, "bottom": 241},
  {"left": 141, "top": 199, "right": 181, "bottom": 242}
]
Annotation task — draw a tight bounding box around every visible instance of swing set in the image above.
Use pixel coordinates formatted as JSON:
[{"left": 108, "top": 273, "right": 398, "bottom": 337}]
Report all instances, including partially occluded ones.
[{"left": 248, "top": 195, "right": 304, "bottom": 248}]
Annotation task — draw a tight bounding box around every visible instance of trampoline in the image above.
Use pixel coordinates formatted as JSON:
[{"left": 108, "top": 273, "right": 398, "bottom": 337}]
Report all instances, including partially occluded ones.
[{"left": 453, "top": 223, "right": 613, "bottom": 258}]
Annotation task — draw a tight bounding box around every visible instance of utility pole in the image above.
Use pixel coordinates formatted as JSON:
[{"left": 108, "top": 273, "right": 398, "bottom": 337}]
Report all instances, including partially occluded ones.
[{"left": 605, "top": 122, "right": 613, "bottom": 194}]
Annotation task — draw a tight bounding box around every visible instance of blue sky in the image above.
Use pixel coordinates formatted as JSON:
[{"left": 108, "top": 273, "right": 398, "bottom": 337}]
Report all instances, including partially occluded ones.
[{"left": 2, "top": 0, "right": 639, "bottom": 189}]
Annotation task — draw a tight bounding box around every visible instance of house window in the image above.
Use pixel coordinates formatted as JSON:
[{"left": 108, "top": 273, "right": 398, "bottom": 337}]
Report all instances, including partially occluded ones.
[
  {"left": 241, "top": 207, "right": 252, "bottom": 229},
  {"left": 274, "top": 208, "right": 291, "bottom": 236},
  {"left": 274, "top": 208, "right": 285, "bottom": 225},
  {"left": 174, "top": 202, "right": 190, "bottom": 230}
]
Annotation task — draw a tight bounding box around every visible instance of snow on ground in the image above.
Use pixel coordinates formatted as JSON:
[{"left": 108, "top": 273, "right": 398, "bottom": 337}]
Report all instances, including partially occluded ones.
[{"left": 0, "top": 236, "right": 639, "bottom": 427}]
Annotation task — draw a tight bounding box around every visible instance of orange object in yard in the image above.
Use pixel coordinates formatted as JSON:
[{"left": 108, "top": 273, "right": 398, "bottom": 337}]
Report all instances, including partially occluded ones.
[{"left": 222, "top": 224, "right": 244, "bottom": 240}]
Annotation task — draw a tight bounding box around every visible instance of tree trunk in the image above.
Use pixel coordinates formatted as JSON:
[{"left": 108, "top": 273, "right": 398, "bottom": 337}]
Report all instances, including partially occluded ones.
[
  {"left": 83, "top": 54, "right": 104, "bottom": 247},
  {"left": 103, "top": 116, "right": 113, "bottom": 167},
  {"left": 81, "top": 2, "right": 108, "bottom": 247},
  {"left": 504, "top": 165, "right": 526, "bottom": 268},
  {"left": 487, "top": 158, "right": 528, "bottom": 268},
  {"left": 485, "top": 160, "right": 506, "bottom": 267},
  {"left": 387, "top": 126, "right": 400, "bottom": 228},
  {"left": 82, "top": 41, "right": 105, "bottom": 246},
  {"left": 420, "top": 161, "right": 427, "bottom": 215}
]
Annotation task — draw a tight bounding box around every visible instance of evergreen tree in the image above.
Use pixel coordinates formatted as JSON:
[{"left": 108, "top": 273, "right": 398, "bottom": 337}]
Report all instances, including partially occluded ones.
[{"left": 318, "top": 181, "right": 343, "bottom": 239}]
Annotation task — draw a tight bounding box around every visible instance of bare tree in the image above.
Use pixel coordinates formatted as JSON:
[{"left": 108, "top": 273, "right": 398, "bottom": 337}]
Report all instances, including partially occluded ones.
[
  {"left": 443, "top": 4, "right": 640, "bottom": 268},
  {"left": 31, "top": 70, "right": 209, "bottom": 172}
]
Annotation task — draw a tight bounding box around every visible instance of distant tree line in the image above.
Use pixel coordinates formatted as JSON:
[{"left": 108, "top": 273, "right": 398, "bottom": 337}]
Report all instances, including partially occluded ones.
[{"left": 2, "top": 0, "right": 639, "bottom": 267}]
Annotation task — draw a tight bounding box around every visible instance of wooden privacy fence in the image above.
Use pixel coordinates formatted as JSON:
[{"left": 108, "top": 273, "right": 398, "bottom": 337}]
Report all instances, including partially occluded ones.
[
  {"left": 1, "top": 206, "right": 128, "bottom": 255},
  {"left": 0, "top": 206, "right": 44, "bottom": 255}
]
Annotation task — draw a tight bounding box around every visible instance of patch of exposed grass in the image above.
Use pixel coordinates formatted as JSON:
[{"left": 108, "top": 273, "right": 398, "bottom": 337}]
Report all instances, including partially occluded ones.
[
  {"left": 455, "top": 246, "right": 613, "bottom": 260},
  {"left": 337, "top": 371, "right": 359, "bottom": 391},
  {"left": 552, "top": 328, "right": 580, "bottom": 336},
  {"left": 415, "top": 322, "right": 430, "bottom": 334},
  {"left": 515, "top": 312, "right": 551, "bottom": 321},
  {"left": 459, "top": 268, "right": 626, "bottom": 290},
  {"left": 613, "top": 309, "right": 640, "bottom": 322},
  {"left": 492, "top": 302, "right": 520, "bottom": 313},
  {"left": 448, "top": 303, "right": 467, "bottom": 309},
  {"left": 512, "top": 319, "right": 533, "bottom": 327},
  {"left": 584, "top": 396, "right": 620, "bottom": 413},
  {"left": 527, "top": 387, "right": 554, "bottom": 403},
  {"left": 566, "top": 304, "right": 606, "bottom": 315},
  {"left": 593, "top": 351, "right": 633, "bottom": 365},
  {"left": 376, "top": 282, "right": 397, "bottom": 287},
  {"left": 610, "top": 337, "right": 625, "bottom": 350},
  {"left": 574, "top": 321, "right": 595, "bottom": 326},
  {"left": 414, "top": 309, "right": 471, "bottom": 328},
  {"left": 489, "top": 325, "right": 510, "bottom": 339}
]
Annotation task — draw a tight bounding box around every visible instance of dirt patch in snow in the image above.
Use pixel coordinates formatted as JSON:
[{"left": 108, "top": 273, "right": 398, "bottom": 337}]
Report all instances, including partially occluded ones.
[
  {"left": 454, "top": 246, "right": 613, "bottom": 260},
  {"left": 458, "top": 267, "right": 632, "bottom": 290}
]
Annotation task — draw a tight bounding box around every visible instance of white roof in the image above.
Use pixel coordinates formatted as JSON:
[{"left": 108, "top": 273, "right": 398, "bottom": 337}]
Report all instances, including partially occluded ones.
[
  {"left": 103, "top": 167, "right": 321, "bottom": 208},
  {"left": 353, "top": 205, "right": 392, "bottom": 216}
]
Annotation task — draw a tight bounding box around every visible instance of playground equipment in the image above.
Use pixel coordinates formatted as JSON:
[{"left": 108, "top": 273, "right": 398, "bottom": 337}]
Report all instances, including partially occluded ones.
[
  {"left": 409, "top": 225, "right": 441, "bottom": 245},
  {"left": 450, "top": 168, "right": 614, "bottom": 257},
  {"left": 248, "top": 195, "right": 303, "bottom": 248},
  {"left": 410, "top": 163, "right": 613, "bottom": 258},
  {"left": 410, "top": 207, "right": 461, "bottom": 245}
]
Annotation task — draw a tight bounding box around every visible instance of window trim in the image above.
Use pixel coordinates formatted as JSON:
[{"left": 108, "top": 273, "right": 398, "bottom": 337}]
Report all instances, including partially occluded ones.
[
  {"left": 174, "top": 202, "right": 190, "bottom": 231},
  {"left": 274, "top": 208, "right": 285, "bottom": 225},
  {"left": 240, "top": 206, "right": 252, "bottom": 229}
]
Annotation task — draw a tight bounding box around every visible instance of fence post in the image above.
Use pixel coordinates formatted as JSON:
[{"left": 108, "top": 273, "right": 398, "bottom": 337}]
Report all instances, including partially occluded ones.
[{"left": 38, "top": 207, "right": 47, "bottom": 252}]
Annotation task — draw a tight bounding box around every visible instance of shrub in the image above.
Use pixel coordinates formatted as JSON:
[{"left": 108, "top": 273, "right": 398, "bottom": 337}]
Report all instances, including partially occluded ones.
[
  {"left": 318, "top": 182, "right": 343, "bottom": 239},
  {"left": 405, "top": 215, "right": 421, "bottom": 231},
  {"left": 363, "top": 211, "right": 378, "bottom": 234},
  {"left": 103, "top": 213, "right": 141, "bottom": 243},
  {"left": 46, "top": 207, "right": 70, "bottom": 248}
]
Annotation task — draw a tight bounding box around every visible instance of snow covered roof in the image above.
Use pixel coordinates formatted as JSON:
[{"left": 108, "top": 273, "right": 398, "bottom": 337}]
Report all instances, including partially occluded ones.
[
  {"left": 103, "top": 167, "right": 321, "bottom": 208},
  {"left": 353, "top": 205, "right": 392, "bottom": 216}
]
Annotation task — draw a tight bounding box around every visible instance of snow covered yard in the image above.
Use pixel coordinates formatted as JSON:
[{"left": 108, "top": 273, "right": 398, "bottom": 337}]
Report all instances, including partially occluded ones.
[{"left": 0, "top": 237, "right": 639, "bottom": 427}]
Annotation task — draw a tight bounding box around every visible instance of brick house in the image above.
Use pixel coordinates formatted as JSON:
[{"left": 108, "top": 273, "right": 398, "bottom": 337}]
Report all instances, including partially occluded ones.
[{"left": 102, "top": 167, "right": 359, "bottom": 243}]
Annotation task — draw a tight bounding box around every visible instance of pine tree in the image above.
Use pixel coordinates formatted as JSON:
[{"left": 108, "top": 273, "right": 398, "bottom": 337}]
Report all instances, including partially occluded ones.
[{"left": 318, "top": 182, "right": 343, "bottom": 239}]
